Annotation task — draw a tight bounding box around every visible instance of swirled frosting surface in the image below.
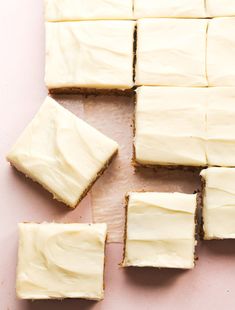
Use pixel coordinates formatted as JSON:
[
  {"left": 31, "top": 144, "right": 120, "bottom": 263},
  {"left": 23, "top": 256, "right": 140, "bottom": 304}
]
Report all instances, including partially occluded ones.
[
  {"left": 45, "top": 21, "right": 135, "bottom": 89},
  {"left": 123, "top": 192, "right": 197, "bottom": 269},
  {"left": 136, "top": 18, "right": 208, "bottom": 87},
  {"left": 17, "top": 223, "right": 107, "bottom": 300},
  {"left": 134, "top": 86, "right": 207, "bottom": 167},
  {"left": 45, "top": 0, "right": 133, "bottom": 21},
  {"left": 201, "top": 168, "right": 235, "bottom": 240},
  {"left": 7, "top": 97, "right": 118, "bottom": 207}
]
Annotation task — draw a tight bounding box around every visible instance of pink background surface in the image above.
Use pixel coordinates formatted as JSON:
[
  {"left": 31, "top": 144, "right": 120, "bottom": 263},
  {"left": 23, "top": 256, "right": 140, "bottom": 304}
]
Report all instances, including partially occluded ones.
[{"left": 1, "top": 1, "right": 235, "bottom": 309}]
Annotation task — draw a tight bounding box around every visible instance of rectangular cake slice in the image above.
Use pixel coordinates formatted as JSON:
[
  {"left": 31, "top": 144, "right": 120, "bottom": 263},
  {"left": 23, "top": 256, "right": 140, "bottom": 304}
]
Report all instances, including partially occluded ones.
[
  {"left": 134, "top": 86, "right": 207, "bottom": 167},
  {"left": 206, "top": 87, "right": 235, "bottom": 167},
  {"left": 45, "top": 21, "right": 135, "bottom": 92},
  {"left": 45, "top": 0, "right": 133, "bottom": 21},
  {"left": 122, "top": 192, "right": 197, "bottom": 269},
  {"left": 200, "top": 168, "right": 235, "bottom": 240},
  {"left": 207, "top": 18, "right": 235, "bottom": 86},
  {"left": 134, "top": 0, "right": 207, "bottom": 18},
  {"left": 135, "top": 18, "right": 208, "bottom": 87},
  {"left": 7, "top": 96, "right": 118, "bottom": 208},
  {"left": 17, "top": 223, "right": 107, "bottom": 300}
]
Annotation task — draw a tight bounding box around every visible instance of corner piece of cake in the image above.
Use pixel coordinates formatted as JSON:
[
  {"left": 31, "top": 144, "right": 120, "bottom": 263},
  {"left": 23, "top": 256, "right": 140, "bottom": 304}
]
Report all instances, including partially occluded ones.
[
  {"left": 45, "top": 0, "right": 134, "bottom": 21},
  {"left": 134, "top": 86, "right": 207, "bottom": 168},
  {"left": 134, "top": 0, "right": 207, "bottom": 18},
  {"left": 16, "top": 223, "right": 107, "bottom": 300},
  {"left": 122, "top": 192, "right": 197, "bottom": 269},
  {"left": 45, "top": 20, "right": 135, "bottom": 93},
  {"left": 200, "top": 168, "right": 235, "bottom": 240},
  {"left": 7, "top": 96, "right": 118, "bottom": 208}
]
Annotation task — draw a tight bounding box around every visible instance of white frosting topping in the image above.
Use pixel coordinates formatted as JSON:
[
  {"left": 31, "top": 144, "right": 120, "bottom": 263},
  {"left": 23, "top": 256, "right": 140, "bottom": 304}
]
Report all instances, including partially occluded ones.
[
  {"left": 201, "top": 168, "right": 235, "bottom": 239},
  {"left": 17, "top": 223, "right": 107, "bottom": 300},
  {"left": 45, "top": 21, "right": 135, "bottom": 89},
  {"left": 135, "top": 18, "right": 208, "bottom": 87},
  {"left": 45, "top": 0, "right": 133, "bottom": 21},
  {"left": 123, "top": 192, "right": 197, "bottom": 269},
  {"left": 134, "top": 0, "right": 207, "bottom": 18},
  {"left": 207, "top": 0, "right": 235, "bottom": 17},
  {"left": 206, "top": 87, "right": 235, "bottom": 167},
  {"left": 207, "top": 18, "right": 235, "bottom": 86},
  {"left": 135, "top": 86, "right": 207, "bottom": 166},
  {"left": 7, "top": 97, "right": 118, "bottom": 207}
]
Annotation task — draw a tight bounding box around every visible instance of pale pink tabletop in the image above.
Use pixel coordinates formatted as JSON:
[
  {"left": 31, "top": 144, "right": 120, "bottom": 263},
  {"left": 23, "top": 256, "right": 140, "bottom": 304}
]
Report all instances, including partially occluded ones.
[{"left": 1, "top": 1, "right": 235, "bottom": 310}]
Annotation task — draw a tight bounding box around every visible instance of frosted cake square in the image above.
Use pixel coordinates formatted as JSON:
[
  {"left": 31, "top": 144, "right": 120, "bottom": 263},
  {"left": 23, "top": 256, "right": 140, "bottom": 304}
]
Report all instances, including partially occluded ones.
[
  {"left": 45, "top": 21, "right": 135, "bottom": 92},
  {"left": 7, "top": 97, "right": 118, "bottom": 208},
  {"left": 134, "top": 86, "right": 207, "bottom": 167},
  {"left": 16, "top": 223, "right": 107, "bottom": 300},
  {"left": 122, "top": 192, "right": 197, "bottom": 269},
  {"left": 201, "top": 168, "right": 235, "bottom": 240},
  {"left": 135, "top": 18, "right": 208, "bottom": 87}
]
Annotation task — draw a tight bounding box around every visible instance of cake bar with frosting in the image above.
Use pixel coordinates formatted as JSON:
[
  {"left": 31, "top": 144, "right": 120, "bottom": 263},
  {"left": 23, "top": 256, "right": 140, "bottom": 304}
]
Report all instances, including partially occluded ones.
[
  {"left": 122, "top": 192, "right": 197, "bottom": 269},
  {"left": 135, "top": 18, "right": 208, "bottom": 87},
  {"left": 7, "top": 96, "right": 118, "bottom": 208},
  {"left": 134, "top": 86, "right": 235, "bottom": 168},
  {"left": 16, "top": 223, "right": 107, "bottom": 300},
  {"left": 45, "top": 21, "right": 135, "bottom": 93},
  {"left": 134, "top": 86, "right": 207, "bottom": 167},
  {"left": 200, "top": 168, "right": 235, "bottom": 240}
]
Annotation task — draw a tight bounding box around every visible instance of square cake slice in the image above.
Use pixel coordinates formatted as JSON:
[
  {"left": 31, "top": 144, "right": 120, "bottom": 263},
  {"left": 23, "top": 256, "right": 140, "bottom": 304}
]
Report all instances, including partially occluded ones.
[
  {"left": 45, "top": 0, "right": 133, "bottom": 21},
  {"left": 7, "top": 96, "right": 118, "bottom": 208},
  {"left": 200, "top": 168, "right": 235, "bottom": 240},
  {"left": 206, "top": 87, "right": 235, "bottom": 167},
  {"left": 134, "top": 0, "right": 207, "bottom": 18},
  {"left": 122, "top": 192, "right": 197, "bottom": 269},
  {"left": 45, "top": 21, "right": 135, "bottom": 92},
  {"left": 207, "top": 18, "right": 235, "bottom": 86},
  {"left": 17, "top": 223, "right": 107, "bottom": 300},
  {"left": 207, "top": 0, "right": 235, "bottom": 17},
  {"left": 135, "top": 18, "right": 208, "bottom": 87},
  {"left": 134, "top": 86, "right": 207, "bottom": 167}
]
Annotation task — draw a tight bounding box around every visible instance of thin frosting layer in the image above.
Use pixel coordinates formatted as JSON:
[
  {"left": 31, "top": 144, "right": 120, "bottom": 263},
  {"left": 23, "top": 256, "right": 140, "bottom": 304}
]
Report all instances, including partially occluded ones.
[
  {"left": 45, "top": 21, "right": 135, "bottom": 89},
  {"left": 17, "top": 223, "right": 107, "bottom": 300},
  {"left": 123, "top": 192, "right": 197, "bottom": 269},
  {"left": 136, "top": 18, "right": 208, "bottom": 87},
  {"left": 7, "top": 97, "right": 118, "bottom": 207},
  {"left": 134, "top": 0, "right": 207, "bottom": 18},
  {"left": 201, "top": 168, "right": 235, "bottom": 239},
  {"left": 135, "top": 86, "right": 207, "bottom": 167},
  {"left": 45, "top": 0, "right": 133, "bottom": 21}
]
